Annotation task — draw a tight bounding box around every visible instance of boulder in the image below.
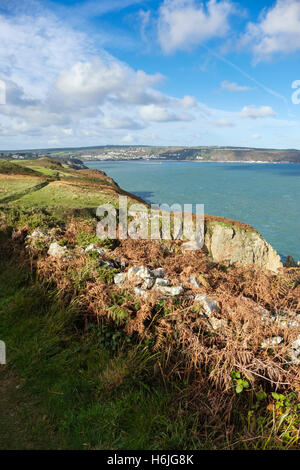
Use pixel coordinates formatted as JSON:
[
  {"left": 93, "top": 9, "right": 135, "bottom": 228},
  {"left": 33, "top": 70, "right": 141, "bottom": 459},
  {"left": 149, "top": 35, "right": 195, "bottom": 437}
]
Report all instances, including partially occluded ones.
[
  {"left": 114, "top": 273, "right": 127, "bottom": 286},
  {"left": 155, "top": 285, "right": 184, "bottom": 297},
  {"left": 283, "top": 256, "right": 297, "bottom": 268},
  {"left": 194, "top": 294, "right": 220, "bottom": 317},
  {"left": 128, "top": 266, "right": 153, "bottom": 280},
  {"left": 142, "top": 278, "right": 155, "bottom": 289},
  {"left": 204, "top": 221, "right": 283, "bottom": 273},
  {"left": 48, "top": 242, "right": 69, "bottom": 259}
]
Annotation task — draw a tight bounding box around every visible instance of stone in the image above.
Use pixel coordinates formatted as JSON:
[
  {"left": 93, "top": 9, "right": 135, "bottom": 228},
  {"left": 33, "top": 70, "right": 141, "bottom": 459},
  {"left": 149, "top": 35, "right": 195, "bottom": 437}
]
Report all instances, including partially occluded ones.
[
  {"left": 151, "top": 268, "right": 166, "bottom": 278},
  {"left": 113, "top": 257, "right": 128, "bottom": 269},
  {"left": 134, "top": 287, "right": 147, "bottom": 297},
  {"left": 28, "top": 228, "right": 50, "bottom": 239},
  {"left": 128, "top": 266, "right": 153, "bottom": 280},
  {"left": 187, "top": 274, "right": 210, "bottom": 289},
  {"left": 142, "top": 278, "right": 155, "bottom": 289},
  {"left": 187, "top": 275, "right": 201, "bottom": 288},
  {"left": 283, "top": 256, "right": 297, "bottom": 268},
  {"left": 208, "top": 316, "right": 228, "bottom": 331},
  {"left": 0, "top": 340, "right": 6, "bottom": 365},
  {"left": 154, "top": 278, "right": 171, "bottom": 287},
  {"left": 155, "top": 285, "right": 184, "bottom": 297},
  {"left": 261, "top": 336, "right": 283, "bottom": 349},
  {"left": 114, "top": 273, "right": 127, "bottom": 286},
  {"left": 85, "top": 244, "right": 105, "bottom": 255},
  {"left": 100, "top": 260, "right": 115, "bottom": 270},
  {"left": 291, "top": 336, "right": 300, "bottom": 364},
  {"left": 204, "top": 221, "right": 283, "bottom": 273},
  {"left": 48, "top": 242, "right": 68, "bottom": 259},
  {"left": 194, "top": 294, "right": 220, "bottom": 317}
]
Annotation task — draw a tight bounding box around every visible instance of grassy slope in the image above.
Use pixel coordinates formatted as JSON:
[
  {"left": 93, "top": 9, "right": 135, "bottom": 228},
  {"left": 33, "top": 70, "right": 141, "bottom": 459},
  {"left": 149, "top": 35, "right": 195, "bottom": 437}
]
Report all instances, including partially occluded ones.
[
  {"left": 0, "top": 158, "right": 146, "bottom": 228},
  {"left": 0, "top": 256, "right": 201, "bottom": 450}
]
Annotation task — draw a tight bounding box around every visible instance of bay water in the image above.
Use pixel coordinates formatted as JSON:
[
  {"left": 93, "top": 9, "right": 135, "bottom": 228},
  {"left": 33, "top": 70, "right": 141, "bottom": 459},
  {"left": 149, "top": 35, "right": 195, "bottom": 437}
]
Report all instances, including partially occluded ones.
[{"left": 86, "top": 161, "right": 300, "bottom": 262}]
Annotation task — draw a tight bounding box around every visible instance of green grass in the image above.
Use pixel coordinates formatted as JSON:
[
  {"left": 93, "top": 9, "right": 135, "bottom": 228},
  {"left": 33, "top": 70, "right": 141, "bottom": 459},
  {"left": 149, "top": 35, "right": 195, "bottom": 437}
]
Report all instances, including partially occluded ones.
[
  {"left": 0, "top": 177, "right": 44, "bottom": 202},
  {"left": 11, "top": 181, "right": 114, "bottom": 209},
  {"left": 0, "top": 256, "right": 204, "bottom": 450}
]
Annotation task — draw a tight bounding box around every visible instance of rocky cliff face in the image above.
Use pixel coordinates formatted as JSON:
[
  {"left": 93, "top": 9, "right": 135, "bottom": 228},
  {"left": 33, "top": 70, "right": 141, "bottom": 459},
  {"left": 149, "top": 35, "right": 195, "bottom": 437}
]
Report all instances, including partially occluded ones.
[{"left": 204, "top": 219, "right": 283, "bottom": 272}]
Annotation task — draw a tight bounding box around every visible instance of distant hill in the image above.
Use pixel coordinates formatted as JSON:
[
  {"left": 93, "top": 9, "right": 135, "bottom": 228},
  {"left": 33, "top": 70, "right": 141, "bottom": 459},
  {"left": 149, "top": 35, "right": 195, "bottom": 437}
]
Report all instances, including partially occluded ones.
[{"left": 1, "top": 146, "right": 300, "bottom": 163}]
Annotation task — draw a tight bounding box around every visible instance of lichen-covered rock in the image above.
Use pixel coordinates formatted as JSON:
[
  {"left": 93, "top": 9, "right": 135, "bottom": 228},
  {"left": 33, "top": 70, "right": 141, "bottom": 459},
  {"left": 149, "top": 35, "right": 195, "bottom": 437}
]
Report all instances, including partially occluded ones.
[
  {"left": 28, "top": 228, "right": 50, "bottom": 239},
  {"left": 208, "top": 316, "right": 228, "bottom": 331},
  {"left": 48, "top": 242, "right": 68, "bottom": 259},
  {"left": 154, "top": 278, "right": 171, "bottom": 287},
  {"left": 155, "top": 285, "right": 184, "bottom": 297},
  {"left": 151, "top": 268, "right": 166, "bottom": 278},
  {"left": 261, "top": 336, "right": 283, "bottom": 349},
  {"left": 194, "top": 294, "right": 220, "bottom": 317},
  {"left": 128, "top": 266, "right": 153, "bottom": 280},
  {"left": 114, "top": 273, "right": 127, "bottom": 286},
  {"left": 142, "top": 278, "right": 155, "bottom": 289},
  {"left": 283, "top": 256, "right": 297, "bottom": 268},
  {"left": 204, "top": 221, "right": 283, "bottom": 273}
]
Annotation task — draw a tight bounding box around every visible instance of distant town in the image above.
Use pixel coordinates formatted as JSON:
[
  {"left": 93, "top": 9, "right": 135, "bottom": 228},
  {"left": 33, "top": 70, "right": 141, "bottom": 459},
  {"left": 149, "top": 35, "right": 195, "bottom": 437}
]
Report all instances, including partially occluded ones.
[{"left": 1, "top": 145, "right": 300, "bottom": 163}]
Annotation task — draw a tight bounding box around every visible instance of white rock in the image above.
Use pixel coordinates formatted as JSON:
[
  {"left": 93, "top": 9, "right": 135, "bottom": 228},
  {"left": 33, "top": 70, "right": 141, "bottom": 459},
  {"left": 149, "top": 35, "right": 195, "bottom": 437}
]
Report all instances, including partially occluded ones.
[
  {"left": 128, "top": 266, "right": 153, "bottom": 280},
  {"left": 142, "top": 278, "right": 155, "bottom": 289},
  {"left": 114, "top": 273, "right": 127, "bottom": 286},
  {"left": 194, "top": 294, "right": 220, "bottom": 317},
  {"left": 134, "top": 287, "right": 147, "bottom": 297},
  {"left": 291, "top": 336, "right": 300, "bottom": 364},
  {"left": 155, "top": 285, "right": 184, "bottom": 297},
  {"left": 155, "top": 278, "right": 171, "bottom": 287},
  {"left": 261, "top": 336, "right": 283, "bottom": 349},
  {"left": 187, "top": 275, "right": 201, "bottom": 288},
  {"left": 85, "top": 244, "right": 105, "bottom": 255},
  {"left": 47, "top": 242, "right": 68, "bottom": 259},
  {"left": 28, "top": 228, "right": 50, "bottom": 239},
  {"left": 151, "top": 268, "right": 166, "bottom": 278},
  {"left": 208, "top": 316, "right": 228, "bottom": 331}
]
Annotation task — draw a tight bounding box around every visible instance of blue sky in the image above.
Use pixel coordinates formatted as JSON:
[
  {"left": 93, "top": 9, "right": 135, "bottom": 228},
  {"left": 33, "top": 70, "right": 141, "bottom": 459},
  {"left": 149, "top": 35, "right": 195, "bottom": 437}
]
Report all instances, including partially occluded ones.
[{"left": 1, "top": 0, "right": 300, "bottom": 149}]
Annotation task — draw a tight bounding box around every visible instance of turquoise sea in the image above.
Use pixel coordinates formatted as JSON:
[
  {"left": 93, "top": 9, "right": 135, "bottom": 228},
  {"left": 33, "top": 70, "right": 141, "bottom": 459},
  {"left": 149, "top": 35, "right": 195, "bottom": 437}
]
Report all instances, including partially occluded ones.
[{"left": 86, "top": 161, "right": 300, "bottom": 262}]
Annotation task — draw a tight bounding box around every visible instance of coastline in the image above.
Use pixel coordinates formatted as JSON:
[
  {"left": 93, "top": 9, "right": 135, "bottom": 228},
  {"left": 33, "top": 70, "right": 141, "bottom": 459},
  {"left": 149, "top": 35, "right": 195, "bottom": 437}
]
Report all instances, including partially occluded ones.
[{"left": 85, "top": 159, "right": 300, "bottom": 164}]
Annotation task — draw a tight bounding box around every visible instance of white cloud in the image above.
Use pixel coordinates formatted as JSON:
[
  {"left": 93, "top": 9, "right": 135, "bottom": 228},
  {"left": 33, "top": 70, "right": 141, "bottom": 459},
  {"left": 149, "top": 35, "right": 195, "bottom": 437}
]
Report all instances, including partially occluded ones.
[
  {"left": 252, "top": 133, "right": 261, "bottom": 140},
  {"left": 240, "top": 105, "right": 277, "bottom": 119},
  {"left": 139, "top": 104, "right": 193, "bottom": 122},
  {"left": 178, "top": 95, "right": 197, "bottom": 108},
  {"left": 244, "top": 0, "right": 300, "bottom": 59},
  {"left": 158, "top": 0, "right": 235, "bottom": 53},
  {"left": 221, "top": 81, "right": 252, "bottom": 92},
  {"left": 100, "top": 116, "right": 144, "bottom": 130},
  {"left": 210, "top": 118, "right": 236, "bottom": 127},
  {"left": 0, "top": 6, "right": 198, "bottom": 146}
]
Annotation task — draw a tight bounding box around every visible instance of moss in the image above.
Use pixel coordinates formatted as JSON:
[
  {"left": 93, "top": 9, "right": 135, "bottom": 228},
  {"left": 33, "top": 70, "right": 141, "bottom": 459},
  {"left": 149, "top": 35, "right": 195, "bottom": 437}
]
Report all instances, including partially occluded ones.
[{"left": 76, "top": 232, "right": 100, "bottom": 248}]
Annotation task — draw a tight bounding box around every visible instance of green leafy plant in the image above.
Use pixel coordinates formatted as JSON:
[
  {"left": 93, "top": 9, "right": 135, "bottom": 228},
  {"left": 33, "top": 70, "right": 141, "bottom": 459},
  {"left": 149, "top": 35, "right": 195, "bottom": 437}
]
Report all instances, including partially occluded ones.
[{"left": 230, "top": 370, "right": 250, "bottom": 394}]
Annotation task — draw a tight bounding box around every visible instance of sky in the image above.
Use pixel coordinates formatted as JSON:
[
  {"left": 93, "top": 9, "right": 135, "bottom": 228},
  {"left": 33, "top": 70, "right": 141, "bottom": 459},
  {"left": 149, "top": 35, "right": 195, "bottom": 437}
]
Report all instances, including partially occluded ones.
[{"left": 1, "top": 0, "right": 300, "bottom": 150}]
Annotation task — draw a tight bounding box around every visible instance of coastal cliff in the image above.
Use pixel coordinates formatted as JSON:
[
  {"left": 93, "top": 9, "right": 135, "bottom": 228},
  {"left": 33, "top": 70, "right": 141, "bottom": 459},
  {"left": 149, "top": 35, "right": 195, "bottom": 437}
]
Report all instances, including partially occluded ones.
[
  {"left": 204, "top": 216, "right": 283, "bottom": 272},
  {"left": 0, "top": 158, "right": 285, "bottom": 272}
]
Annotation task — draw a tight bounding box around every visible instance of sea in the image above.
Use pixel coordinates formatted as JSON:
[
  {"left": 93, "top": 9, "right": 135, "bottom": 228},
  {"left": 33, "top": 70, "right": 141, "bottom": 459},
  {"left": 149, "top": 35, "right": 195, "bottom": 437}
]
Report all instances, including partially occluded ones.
[{"left": 86, "top": 160, "right": 300, "bottom": 262}]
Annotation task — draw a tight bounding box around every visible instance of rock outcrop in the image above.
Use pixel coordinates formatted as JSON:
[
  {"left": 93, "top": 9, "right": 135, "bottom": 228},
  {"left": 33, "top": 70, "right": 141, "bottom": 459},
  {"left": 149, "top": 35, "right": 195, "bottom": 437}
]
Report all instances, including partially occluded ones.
[{"left": 204, "top": 219, "right": 283, "bottom": 272}]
